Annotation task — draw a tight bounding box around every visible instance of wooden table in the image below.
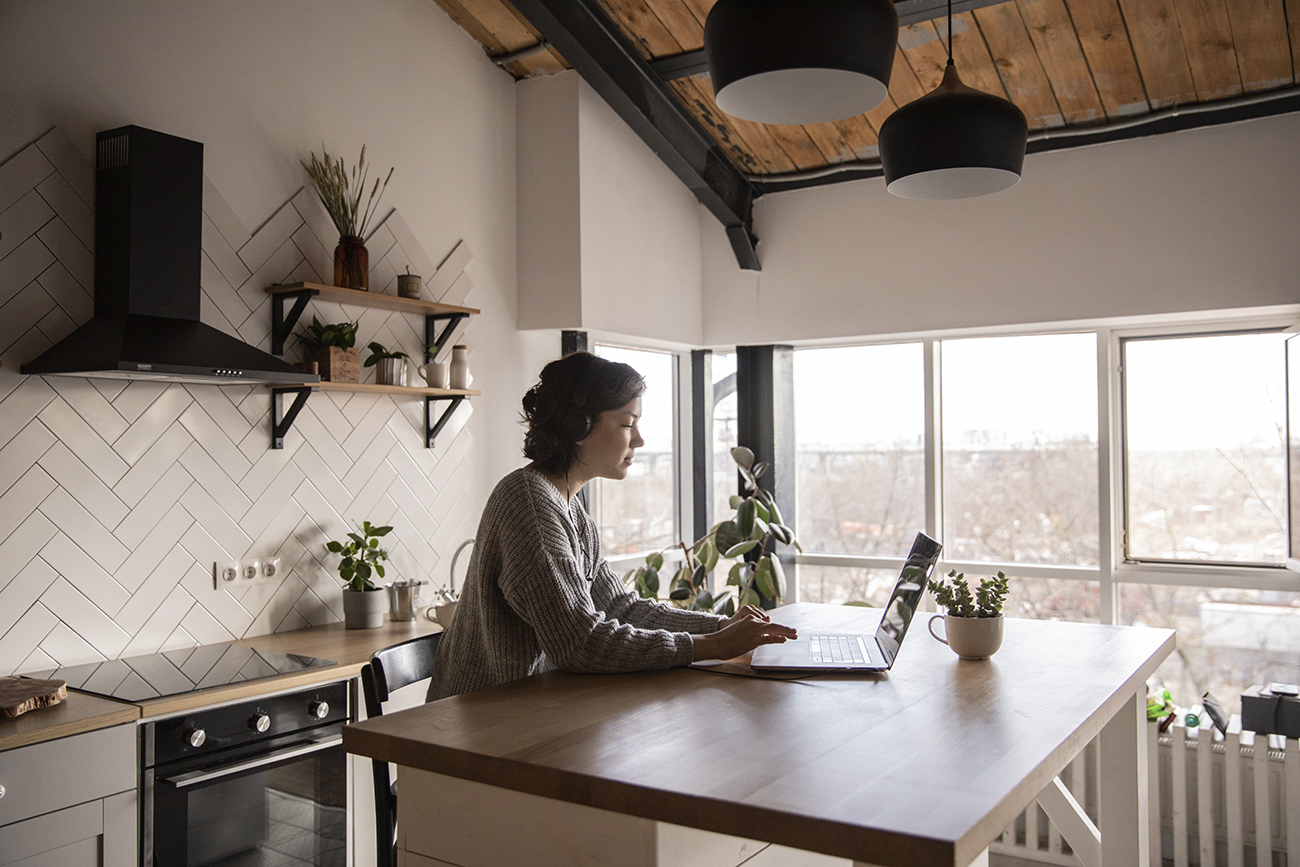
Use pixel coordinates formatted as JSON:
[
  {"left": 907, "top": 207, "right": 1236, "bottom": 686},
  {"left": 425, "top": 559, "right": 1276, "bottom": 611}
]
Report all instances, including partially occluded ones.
[{"left": 344, "top": 603, "right": 1174, "bottom": 867}]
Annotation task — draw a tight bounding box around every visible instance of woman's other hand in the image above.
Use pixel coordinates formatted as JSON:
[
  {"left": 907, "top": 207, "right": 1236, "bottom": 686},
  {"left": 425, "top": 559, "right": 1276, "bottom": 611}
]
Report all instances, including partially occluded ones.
[{"left": 691, "top": 608, "right": 797, "bottom": 661}]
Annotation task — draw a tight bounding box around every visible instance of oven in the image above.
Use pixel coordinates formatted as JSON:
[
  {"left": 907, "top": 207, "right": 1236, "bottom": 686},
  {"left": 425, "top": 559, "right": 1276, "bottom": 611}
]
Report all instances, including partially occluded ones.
[{"left": 141, "top": 680, "right": 350, "bottom": 867}]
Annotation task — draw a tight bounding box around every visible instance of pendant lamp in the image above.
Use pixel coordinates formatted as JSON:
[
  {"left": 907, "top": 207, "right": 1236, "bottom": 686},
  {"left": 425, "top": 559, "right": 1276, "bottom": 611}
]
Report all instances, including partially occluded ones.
[
  {"left": 704, "top": 0, "right": 899, "bottom": 126},
  {"left": 878, "top": 2, "right": 1028, "bottom": 199}
]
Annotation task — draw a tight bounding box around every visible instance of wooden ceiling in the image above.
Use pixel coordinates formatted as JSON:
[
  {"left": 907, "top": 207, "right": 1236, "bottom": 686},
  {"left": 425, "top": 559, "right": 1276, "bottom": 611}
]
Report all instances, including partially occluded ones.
[{"left": 436, "top": 0, "right": 1300, "bottom": 180}]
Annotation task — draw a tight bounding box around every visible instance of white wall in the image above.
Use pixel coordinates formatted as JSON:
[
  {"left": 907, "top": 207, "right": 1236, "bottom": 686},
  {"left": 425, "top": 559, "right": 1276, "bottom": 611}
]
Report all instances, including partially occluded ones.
[
  {"left": 517, "top": 71, "right": 704, "bottom": 345},
  {"left": 0, "top": 0, "right": 530, "bottom": 671},
  {"left": 701, "top": 111, "right": 1300, "bottom": 345}
]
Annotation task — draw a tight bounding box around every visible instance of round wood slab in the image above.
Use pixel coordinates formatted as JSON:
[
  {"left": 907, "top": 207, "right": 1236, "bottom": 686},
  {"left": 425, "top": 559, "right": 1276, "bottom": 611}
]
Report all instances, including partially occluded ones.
[{"left": 0, "top": 676, "right": 68, "bottom": 718}]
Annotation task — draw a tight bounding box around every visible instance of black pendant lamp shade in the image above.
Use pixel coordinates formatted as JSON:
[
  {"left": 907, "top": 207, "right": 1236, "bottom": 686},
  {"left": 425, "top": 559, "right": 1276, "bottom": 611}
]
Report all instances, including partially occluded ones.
[
  {"left": 879, "top": 60, "right": 1029, "bottom": 199},
  {"left": 704, "top": 0, "right": 899, "bottom": 126}
]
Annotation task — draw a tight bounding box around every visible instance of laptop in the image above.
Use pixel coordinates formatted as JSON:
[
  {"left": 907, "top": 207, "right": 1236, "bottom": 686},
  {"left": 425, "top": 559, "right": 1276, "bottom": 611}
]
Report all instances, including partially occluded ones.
[{"left": 751, "top": 532, "right": 942, "bottom": 672}]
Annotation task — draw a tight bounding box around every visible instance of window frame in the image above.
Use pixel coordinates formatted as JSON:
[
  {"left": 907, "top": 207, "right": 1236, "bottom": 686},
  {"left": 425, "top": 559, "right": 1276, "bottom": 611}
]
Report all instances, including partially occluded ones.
[
  {"left": 774, "top": 306, "right": 1300, "bottom": 624},
  {"left": 587, "top": 336, "right": 690, "bottom": 574}
]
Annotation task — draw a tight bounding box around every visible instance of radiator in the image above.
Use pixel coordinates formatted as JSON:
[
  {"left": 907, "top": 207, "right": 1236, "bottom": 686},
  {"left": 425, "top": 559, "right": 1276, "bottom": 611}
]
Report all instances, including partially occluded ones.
[{"left": 989, "top": 719, "right": 1300, "bottom": 867}]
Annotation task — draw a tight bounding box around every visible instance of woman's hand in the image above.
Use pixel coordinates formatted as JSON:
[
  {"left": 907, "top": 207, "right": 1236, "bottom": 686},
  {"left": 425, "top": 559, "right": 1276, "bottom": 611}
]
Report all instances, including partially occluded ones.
[{"left": 691, "top": 607, "right": 797, "bottom": 662}]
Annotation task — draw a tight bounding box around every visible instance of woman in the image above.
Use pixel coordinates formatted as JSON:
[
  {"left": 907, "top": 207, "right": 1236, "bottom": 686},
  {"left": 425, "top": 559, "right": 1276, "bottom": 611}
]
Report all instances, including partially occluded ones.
[{"left": 427, "top": 351, "right": 796, "bottom": 700}]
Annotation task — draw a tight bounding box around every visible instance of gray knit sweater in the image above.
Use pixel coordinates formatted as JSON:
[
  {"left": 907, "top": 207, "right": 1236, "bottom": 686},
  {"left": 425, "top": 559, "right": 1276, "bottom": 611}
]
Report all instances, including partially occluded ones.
[{"left": 427, "top": 466, "right": 724, "bottom": 700}]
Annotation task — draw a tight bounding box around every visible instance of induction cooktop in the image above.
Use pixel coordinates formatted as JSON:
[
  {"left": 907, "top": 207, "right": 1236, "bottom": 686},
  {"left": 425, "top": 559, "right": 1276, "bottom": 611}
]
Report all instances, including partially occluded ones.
[{"left": 29, "top": 643, "right": 336, "bottom": 702}]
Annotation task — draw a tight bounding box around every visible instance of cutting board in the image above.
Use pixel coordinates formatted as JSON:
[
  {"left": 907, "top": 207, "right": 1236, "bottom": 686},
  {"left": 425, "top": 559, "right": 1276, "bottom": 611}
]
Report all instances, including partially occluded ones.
[{"left": 0, "top": 676, "right": 68, "bottom": 718}]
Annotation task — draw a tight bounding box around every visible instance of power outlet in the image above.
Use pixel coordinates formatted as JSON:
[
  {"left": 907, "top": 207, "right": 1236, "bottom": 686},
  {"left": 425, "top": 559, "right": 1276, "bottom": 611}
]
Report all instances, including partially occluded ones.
[{"left": 214, "top": 557, "right": 281, "bottom": 589}]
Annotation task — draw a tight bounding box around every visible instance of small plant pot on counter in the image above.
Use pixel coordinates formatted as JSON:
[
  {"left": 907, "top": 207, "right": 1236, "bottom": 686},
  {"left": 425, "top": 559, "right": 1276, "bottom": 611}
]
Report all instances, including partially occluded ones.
[
  {"left": 343, "top": 588, "right": 387, "bottom": 629},
  {"left": 928, "top": 614, "right": 1004, "bottom": 660}
]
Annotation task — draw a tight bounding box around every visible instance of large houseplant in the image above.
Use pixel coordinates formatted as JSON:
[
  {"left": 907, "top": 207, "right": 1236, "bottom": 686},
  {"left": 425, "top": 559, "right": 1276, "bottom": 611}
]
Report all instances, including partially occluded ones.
[
  {"left": 327, "top": 521, "right": 393, "bottom": 629},
  {"left": 301, "top": 145, "right": 393, "bottom": 291},
  {"left": 625, "top": 446, "right": 802, "bottom": 616},
  {"left": 926, "top": 569, "right": 1010, "bottom": 660},
  {"left": 297, "top": 316, "right": 360, "bottom": 383}
]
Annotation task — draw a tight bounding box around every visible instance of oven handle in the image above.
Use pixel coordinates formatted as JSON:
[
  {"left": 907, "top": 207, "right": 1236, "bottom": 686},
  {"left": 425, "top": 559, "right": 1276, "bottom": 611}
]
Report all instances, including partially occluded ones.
[{"left": 162, "top": 733, "right": 343, "bottom": 789}]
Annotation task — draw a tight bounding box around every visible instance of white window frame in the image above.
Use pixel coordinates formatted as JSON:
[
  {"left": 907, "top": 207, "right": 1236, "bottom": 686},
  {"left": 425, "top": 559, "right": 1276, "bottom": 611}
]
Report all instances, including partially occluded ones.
[
  {"left": 587, "top": 334, "right": 692, "bottom": 575},
  {"left": 785, "top": 305, "right": 1300, "bottom": 625}
]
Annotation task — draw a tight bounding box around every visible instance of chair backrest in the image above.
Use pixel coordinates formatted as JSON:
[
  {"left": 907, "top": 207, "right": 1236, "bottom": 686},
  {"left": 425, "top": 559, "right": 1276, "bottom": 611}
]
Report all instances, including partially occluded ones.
[{"left": 360, "top": 632, "right": 441, "bottom": 867}]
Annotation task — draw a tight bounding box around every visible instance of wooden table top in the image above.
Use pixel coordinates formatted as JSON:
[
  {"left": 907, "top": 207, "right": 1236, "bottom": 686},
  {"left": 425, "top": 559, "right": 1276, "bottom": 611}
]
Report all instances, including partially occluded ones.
[{"left": 345, "top": 603, "right": 1174, "bottom": 866}]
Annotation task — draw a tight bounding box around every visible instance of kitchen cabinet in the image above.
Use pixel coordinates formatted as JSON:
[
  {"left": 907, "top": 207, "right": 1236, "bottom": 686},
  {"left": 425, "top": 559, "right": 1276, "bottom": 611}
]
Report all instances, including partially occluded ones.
[
  {"left": 264, "top": 282, "right": 481, "bottom": 449},
  {"left": 0, "top": 722, "right": 137, "bottom": 867}
]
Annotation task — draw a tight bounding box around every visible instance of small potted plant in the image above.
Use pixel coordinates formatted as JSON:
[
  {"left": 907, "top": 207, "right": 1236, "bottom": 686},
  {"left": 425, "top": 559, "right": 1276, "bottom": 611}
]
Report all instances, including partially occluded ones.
[
  {"left": 926, "top": 569, "right": 1010, "bottom": 660},
  {"left": 297, "top": 316, "right": 360, "bottom": 383},
  {"left": 364, "top": 341, "right": 410, "bottom": 386},
  {"left": 327, "top": 521, "right": 393, "bottom": 628},
  {"left": 300, "top": 145, "right": 393, "bottom": 291}
]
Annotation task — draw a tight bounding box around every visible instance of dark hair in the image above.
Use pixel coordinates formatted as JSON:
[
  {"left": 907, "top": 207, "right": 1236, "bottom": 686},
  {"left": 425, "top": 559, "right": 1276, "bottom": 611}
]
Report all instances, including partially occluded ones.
[{"left": 522, "top": 351, "right": 645, "bottom": 475}]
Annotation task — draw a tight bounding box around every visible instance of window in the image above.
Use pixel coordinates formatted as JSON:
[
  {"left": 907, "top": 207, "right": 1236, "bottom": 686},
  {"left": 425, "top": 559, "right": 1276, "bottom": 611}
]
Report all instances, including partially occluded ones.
[
  {"left": 941, "top": 333, "right": 1099, "bottom": 567},
  {"left": 783, "top": 314, "right": 1300, "bottom": 714},
  {"left": 711, "top": 351, "right": 738, "bottom": 526},
  {"left": 587, "top": 345, "right": 677, "bottom": 557},
  {"left": 1122, "top": 331, "right": 1287, "bottom": 566}
]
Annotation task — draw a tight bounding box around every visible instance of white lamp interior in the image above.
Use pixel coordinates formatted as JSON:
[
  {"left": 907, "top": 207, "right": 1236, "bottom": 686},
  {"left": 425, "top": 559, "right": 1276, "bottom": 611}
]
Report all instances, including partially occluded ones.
[
  {"left": 714, "top": 68, "right": 888, "bottom": 126},
  {"left": 885, "top": 165, "right": 1021, "bottom": 200}
]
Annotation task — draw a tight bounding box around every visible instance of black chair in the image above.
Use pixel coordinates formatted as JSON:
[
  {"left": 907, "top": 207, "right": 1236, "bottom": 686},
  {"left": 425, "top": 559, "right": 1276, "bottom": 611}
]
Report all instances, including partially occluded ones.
[{"left": 360, "top": 632, "right": 442, "bottom": 867}]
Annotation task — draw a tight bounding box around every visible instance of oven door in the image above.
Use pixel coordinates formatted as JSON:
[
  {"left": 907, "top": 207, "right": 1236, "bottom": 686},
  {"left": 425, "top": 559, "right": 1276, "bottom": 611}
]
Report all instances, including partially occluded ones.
[{"left": 144, "top": 725, "right": 347, "bottom": 867}]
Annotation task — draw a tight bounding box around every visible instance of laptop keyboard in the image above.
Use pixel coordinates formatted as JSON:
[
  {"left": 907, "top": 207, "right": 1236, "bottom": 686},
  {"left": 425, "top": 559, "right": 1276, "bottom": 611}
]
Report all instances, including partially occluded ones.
[{"left": 810, "top": 635, "right": 867, "bottom": 664}]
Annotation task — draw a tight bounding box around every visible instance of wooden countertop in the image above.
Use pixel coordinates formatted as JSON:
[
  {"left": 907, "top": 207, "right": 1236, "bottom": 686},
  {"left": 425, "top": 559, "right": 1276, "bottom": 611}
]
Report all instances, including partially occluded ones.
[
  {"left": 2, "top": 616, "right": 441, "bottom": 747},
  {"left": 0, "top": 690, "right": 139, "bottom": 752},
  {"left": 346, "top": 604, "right": 1175, "bottom": 866}
]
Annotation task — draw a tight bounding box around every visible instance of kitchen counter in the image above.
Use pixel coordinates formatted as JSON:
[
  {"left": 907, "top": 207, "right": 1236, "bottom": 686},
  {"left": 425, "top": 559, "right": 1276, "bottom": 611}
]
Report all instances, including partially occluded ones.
[
  {"left": 1, "top": 615, "right": 441, "bottom": 748},
  {"left": 0, "top": 690, "right": 139, "bottom": 752}
]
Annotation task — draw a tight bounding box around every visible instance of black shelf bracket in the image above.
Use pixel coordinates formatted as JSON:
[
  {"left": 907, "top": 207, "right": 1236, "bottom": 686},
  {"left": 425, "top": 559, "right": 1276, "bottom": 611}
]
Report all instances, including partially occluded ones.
[
  {"left": 425, "top": 395, "right": 467, "bottom": 448},
  {"left": 425, "top": 312, "right": 469, "bottom": 360},
  {"left": 271, "top": 386, "right": 316, "bottom": 449},
  {"left": 271, "top": 288, "right": 321, "bottom": 355}
]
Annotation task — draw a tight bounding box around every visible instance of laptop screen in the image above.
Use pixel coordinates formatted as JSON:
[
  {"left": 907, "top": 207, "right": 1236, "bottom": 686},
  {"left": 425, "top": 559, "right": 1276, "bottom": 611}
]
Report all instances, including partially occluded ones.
[{"left": 875, "top": 532, "right": 943, "bottom": 664}]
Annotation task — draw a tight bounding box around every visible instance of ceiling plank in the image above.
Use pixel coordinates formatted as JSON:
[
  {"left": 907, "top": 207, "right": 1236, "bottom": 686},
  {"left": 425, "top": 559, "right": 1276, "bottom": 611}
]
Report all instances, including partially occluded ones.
[
  {"left": 1225, "top": 0, "right": 1294, "bottom": 92},
  {"left": 1015, "top": 0, "right": 1106, "bottom": 125},
  {"left": 1290, "top": 0, "right": 1300, "bottom": 80},
  {"left": 509, "top": 0, "right": 760, "bottom": 268},
  {"left": 1065, "top": 0, "right": 1151, "bottom": 118},
  {"left": 974, "top": 2, "right": 1067, "bottom": 129},
  {"left": 828, "top": 114, "right": 882, "bottom": 157},
  {"left": 800, "top": 120, "right": 862, "bottom": 165},
  {"left": 765, "top": 125, "right": 841, "bottom": 172},
  {"left": 628, "top": 0, "right": 706, "bottom": 51},
  {"left": 594, "top": 0, "right": 684, "bottom": 58},
  {"left": 1167, "top": 0, "right": 1241, "bottom": 101},
  {"left": 1118, "top": 0, "right": 1196, "bottom": 107}
]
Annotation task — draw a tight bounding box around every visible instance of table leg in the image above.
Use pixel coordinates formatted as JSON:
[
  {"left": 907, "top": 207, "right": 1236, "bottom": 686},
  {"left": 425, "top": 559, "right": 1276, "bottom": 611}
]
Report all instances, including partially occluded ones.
[{"left": 1098, "top": 687, "right": 1150, "bottom": 867}]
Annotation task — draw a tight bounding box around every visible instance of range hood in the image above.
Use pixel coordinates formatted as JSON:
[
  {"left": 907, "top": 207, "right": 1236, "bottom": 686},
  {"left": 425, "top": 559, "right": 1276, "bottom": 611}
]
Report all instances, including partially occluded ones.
[{"left": 22, "top": 125, "right": 317, "bottom": 386}]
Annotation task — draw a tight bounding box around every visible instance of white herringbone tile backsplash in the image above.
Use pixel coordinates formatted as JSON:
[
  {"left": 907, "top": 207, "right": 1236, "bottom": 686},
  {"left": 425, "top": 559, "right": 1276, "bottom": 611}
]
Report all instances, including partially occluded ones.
[{"left": 0, "top": 129, "right": 479, "bottom": 675}]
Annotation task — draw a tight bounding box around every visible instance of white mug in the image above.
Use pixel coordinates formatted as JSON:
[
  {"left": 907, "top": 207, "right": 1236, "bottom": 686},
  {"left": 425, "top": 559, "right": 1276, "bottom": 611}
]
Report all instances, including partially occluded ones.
[
  {"left": 418, "top": 361, "right": 450, "bottom": 389},
  {"left": 928, "top": 614, "right": 1004, "bottom": 660}
]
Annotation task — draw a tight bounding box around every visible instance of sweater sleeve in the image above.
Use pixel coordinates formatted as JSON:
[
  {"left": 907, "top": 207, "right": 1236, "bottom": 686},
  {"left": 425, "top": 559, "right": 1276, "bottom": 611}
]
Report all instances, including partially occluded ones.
[
  {"left": 496, "top": 478, "right": 696, "bottom": 673},
  {"left": 592, "top": 558, "right": 725, "bottom": 634}
]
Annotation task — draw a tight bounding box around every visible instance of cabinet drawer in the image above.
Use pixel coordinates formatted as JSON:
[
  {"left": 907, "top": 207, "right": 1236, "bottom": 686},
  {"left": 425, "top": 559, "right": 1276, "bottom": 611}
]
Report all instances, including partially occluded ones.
[{"left": 0, "top": 723, "right": 135, "bottom": 828}]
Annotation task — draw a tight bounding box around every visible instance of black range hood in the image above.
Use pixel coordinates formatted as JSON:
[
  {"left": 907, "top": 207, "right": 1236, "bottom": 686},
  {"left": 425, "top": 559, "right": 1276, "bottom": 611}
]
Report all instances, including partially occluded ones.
[{"left": 22, "top": 125, "right": 317, "bottom": 386}]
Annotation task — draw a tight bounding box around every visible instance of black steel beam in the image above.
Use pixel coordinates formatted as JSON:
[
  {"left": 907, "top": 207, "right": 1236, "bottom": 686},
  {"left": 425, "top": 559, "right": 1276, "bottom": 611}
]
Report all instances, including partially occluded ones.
[
  {"left": 691, "top": 350, "right": 713, "bottom": 543},
  {"left": 509, "top": 0, "right": 761, "bottom": 270}
]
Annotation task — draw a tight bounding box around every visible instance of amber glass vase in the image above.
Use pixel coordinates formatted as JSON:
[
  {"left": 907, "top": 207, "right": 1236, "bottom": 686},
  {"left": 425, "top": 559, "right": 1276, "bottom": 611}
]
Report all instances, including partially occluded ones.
[{"left": 334, "top": 235, "right": 369, "bottom": 290}]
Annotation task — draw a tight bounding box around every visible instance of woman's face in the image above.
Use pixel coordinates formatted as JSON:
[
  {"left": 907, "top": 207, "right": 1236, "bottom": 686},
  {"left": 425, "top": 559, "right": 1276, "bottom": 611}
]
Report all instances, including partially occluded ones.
[{"left": 574, "top": 397, "right": 645, "bottom": 483}]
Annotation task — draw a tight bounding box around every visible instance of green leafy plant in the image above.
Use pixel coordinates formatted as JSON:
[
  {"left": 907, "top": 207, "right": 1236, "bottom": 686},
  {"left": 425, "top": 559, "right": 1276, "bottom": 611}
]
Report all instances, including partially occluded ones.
[
  {"left": 625, "top": 446, "right": 802, "bottom": 615},
  {"left": 300, "top": 145, "right": 393, "bottom": 239},
  {"left": 297, "top": 316, "right": 359, "bottom": 352},
  {"left": 326, "top": 521, "right": 393, "bottom": 592},
  {"left": 927, "top": 569, "right": 1009, "bottom": 618},
  {"left": 363, "top": 341, "right": 410, "bottom": 367}
]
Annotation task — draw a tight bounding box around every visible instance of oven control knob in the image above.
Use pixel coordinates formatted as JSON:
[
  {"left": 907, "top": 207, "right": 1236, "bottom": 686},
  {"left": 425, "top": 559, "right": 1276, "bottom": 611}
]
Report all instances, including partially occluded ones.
[
  {"left": 250, "top": 714, "right": 271, "bottom": 733},
  {"left": 187, "top": 728, "right": 206, "bottom": 748},
  {"left": 308, "top": 700, "right": 329, "bottom": 719}
]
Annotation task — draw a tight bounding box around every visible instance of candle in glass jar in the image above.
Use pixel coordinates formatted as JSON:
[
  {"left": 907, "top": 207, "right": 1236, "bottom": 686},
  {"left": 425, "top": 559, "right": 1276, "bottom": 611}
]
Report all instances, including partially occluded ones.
[{"left": 397, "top": 270, "right": 422, "bottom": 299}]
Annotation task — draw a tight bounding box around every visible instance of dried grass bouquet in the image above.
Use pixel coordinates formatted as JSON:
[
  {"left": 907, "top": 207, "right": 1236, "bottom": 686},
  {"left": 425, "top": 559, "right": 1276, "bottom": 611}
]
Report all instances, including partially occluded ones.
[{"left": 300, "top": 145, "right": 393, "bottom": 240}]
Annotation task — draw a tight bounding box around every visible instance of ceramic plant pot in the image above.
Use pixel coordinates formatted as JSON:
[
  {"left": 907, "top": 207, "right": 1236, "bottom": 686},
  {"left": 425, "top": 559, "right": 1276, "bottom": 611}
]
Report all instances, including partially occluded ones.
[
  {"left": 342, "top": 587, "right": 387, "bottom": 629},
  {"left": 928, "top": 614, "right": 1004, "bottom": 660}
]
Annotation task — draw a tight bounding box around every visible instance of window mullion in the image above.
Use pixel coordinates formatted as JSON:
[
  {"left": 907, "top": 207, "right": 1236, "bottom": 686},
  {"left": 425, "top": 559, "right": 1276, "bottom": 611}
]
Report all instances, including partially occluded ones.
[
  {"left": 924, "top": 338, "right": 942, "bottom": 542},
  {"left": 1098, "top": 326, "right": 1119, "bottom": 625}
]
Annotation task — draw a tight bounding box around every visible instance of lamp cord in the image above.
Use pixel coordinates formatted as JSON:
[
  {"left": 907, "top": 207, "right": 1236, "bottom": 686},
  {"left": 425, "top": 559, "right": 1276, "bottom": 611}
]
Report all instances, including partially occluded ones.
[{"left": 946, "top": 0, "right": 953, "bottom": 65}]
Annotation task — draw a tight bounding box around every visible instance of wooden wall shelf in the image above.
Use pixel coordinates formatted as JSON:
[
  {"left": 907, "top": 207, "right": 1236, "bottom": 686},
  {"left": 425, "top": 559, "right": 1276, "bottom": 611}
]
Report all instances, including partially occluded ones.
[{"left": 265, "top": 283, "right": 479, "bottom": 449}]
